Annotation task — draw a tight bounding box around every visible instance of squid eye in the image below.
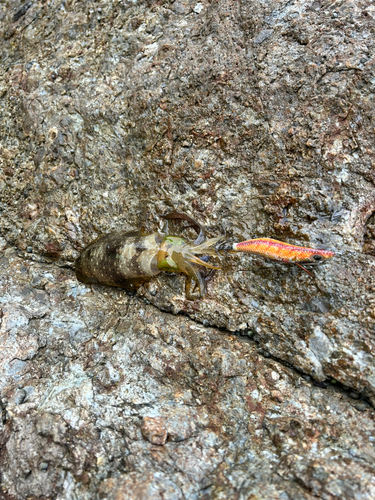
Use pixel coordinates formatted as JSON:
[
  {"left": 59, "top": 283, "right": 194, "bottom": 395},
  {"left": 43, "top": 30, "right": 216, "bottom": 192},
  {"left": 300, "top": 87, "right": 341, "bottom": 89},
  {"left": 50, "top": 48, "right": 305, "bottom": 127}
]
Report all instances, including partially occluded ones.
[{"left": 313, "top": 255, "right": 323, "bottom": 261}]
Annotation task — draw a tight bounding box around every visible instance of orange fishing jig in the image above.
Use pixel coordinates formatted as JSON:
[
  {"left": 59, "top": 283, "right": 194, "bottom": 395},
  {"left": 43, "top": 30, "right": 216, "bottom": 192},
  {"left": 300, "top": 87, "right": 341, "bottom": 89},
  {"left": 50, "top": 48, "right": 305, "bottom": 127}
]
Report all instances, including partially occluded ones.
[{"left": 222, "top": 238, "right": 335, "bottom": 277}]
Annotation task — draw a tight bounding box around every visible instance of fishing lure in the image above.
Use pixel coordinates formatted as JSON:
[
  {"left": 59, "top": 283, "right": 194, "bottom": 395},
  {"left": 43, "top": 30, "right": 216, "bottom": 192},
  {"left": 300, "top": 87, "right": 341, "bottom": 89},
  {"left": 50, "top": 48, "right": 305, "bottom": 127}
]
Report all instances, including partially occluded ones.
[
  {"left": 214, "top": 238, "right": 335, "bottom": 277},
  {"left": 75, "top": 213, "right": 335, "bottom": 299}
]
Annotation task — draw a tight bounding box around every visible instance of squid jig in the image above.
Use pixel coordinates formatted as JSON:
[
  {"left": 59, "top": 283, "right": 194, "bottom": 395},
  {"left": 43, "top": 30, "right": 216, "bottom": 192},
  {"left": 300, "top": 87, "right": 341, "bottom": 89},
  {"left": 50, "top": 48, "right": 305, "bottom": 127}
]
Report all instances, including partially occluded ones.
[{"left": 75, "top": 212, "right": 335, "bottom": 300}]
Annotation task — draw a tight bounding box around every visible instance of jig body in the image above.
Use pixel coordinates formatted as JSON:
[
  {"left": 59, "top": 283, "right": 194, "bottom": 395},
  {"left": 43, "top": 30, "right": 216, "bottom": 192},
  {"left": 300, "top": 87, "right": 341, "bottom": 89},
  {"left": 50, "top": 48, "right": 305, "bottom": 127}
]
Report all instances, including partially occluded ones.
[
  {"left": 75, "top": 213, "right": 335, "bottom": 299},
  {"left": 216, "top": 238, "right": 335, "bottom": 277}
]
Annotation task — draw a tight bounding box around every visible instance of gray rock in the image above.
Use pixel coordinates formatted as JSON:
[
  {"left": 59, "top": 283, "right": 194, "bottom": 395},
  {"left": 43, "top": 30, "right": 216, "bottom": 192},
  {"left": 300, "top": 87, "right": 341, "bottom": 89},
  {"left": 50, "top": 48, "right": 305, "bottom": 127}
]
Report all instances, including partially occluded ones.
[{"left": 0, "top": 0, "right": 374, "bottom": 498}]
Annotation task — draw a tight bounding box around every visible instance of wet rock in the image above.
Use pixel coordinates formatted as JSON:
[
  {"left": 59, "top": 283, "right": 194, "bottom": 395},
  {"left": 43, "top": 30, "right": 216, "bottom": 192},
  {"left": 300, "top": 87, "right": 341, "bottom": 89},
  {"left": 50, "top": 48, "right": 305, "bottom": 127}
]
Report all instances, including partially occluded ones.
[
  {"left": 0, "top": 0, "right": 375, "bottom": 498},
  {"left": 141, "top": 417, "right": 168, "bottom": 445}
]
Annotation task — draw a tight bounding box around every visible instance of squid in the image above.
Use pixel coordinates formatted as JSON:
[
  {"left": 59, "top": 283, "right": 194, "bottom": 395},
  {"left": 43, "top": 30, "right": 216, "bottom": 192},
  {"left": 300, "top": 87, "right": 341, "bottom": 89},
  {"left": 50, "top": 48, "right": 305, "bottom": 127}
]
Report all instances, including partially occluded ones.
[{"left": 75, "top": 212, "right": 335, "bottom": 300}]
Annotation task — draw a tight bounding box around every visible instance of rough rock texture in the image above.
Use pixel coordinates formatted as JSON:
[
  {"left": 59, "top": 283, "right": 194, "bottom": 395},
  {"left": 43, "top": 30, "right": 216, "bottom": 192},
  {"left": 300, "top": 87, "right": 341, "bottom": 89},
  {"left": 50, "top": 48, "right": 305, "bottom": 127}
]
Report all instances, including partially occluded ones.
[{"left": 0, "top": 0, "right": 374, "bottom": 498}]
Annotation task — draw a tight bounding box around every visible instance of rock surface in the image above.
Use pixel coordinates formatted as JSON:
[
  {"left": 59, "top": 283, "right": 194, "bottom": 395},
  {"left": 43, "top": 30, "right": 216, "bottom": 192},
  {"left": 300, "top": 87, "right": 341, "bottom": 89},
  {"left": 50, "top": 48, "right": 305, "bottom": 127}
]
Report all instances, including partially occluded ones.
[{"left": 0, "top": 0, "right": 374, "bottom": 498}]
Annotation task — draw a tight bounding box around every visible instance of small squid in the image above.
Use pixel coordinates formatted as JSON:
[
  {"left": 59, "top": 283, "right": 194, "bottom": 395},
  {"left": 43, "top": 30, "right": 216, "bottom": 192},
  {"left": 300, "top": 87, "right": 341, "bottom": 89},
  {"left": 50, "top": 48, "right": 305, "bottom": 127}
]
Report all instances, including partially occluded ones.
[{"left": 75, "top": 213, "right": 335, "bottom": 300}]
